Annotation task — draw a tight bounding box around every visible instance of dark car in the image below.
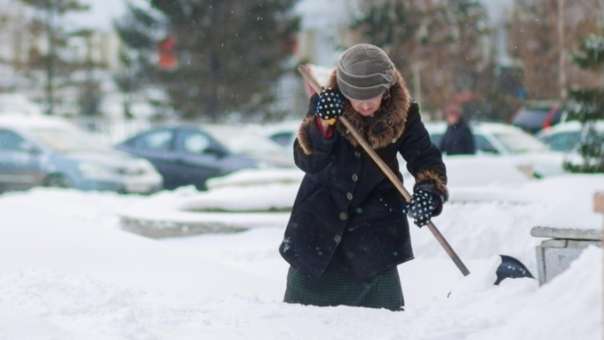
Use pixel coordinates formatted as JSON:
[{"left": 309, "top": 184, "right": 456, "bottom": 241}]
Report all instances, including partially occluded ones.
[
  {"left": 512, "top": 103, "right": 565, "bottom": 134},
  {"left": 116, "top": 125, "right": 258, "bottom": 190}
]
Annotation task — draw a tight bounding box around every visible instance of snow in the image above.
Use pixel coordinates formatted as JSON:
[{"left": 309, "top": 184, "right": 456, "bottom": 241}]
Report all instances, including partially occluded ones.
[
  {"left": 539, "top": 120, "right": 604, "bottom": 136},
  {"left": 0, "top": 93, "right": 44, "bottom": 116},
  {"left": 295, "top": 0, "right": 352, "bottom": 30},
  {"left": 67, "top": 0, "right": 127, "bottom": 32},
  {"left": 207, "top": 169, "right": 303, "bottom": 189},
  {"left": 0, "top": 113, "right": 76, "bottom": 130},
  {"left": 479, "top": 0, "right": 514, "bottom": 24},
  {"left": 0, "top": 169, "right": 602, "bottom": 338}
]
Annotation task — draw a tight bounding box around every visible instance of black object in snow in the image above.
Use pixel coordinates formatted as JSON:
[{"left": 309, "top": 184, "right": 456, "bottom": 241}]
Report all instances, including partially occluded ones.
[{"left": 495, "top": 255, "right": 534, "bottom": 285}]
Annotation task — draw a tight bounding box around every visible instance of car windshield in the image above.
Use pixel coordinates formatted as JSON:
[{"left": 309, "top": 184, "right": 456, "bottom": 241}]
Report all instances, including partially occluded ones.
[
  {"left": 493, "top": 130, "right": 549, "bottom": 154},
  {"left": 29, "top": 128, "right": 107, "bottom": 153},
  {"left": 541, "top": 131, "right": 581, "bottom": 151}
]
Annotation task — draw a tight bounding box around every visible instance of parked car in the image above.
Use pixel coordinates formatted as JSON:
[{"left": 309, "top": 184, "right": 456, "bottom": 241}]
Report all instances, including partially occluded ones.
[
  {"left": 511, "top": 102, "right": 565, "bottom": 134},
  {"left": 538, "top": 120, "right": 604, "bottom": 152},
  {"left": 0, "top": 115, "right": 162, "bottom": 193},
  {"left": 116, "top": 125, "right": 258, "bottom": 190},
  {"left": 260, "top": 120, "right": 551, "bottom": 156},
  {"left": 426, "top": 122, "right": 551, "bottom": 155},
  {"left": 248, "top": 120, "right": 564, "bottom": 177},
  {"left": 426, "top": 121, "right": 564, "bottom": 178}
]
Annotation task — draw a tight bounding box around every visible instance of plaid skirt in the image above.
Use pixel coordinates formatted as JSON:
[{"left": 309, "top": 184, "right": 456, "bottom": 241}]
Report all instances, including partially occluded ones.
[{"left": 283, "top": 265, "right": 404, "bottom": 311}]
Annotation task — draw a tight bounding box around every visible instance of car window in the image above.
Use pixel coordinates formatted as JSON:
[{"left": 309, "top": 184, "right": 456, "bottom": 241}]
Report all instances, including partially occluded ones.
[
  {"left": 176, "top": 129, "right": 227, "bottom": 156},
  {"left": 541, "top": 131, "right": 580, "bottom": 151},
  {"left": 0, "top": 129, "right": 27, "bottom": 151},
  {"left": 180, "top": 131, "right": 212, "bottom": 154},
  {"left": 474, "top": 134, "right": 499, "bottom": 154},
  {"left": 134, "top": 129, "right": 174, "bottom": 151}
]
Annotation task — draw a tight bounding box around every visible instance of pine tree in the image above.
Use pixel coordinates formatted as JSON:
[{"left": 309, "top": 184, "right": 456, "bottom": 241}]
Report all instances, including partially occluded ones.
[
  {"left": 115, "top": 0, "right": 300, "bottom": 120},
  {"left": 564, "top": 32, "right": 604, "bottom": 173},
  {"left": 508, "top": 0, "right": 603, "bottom": 101},
  {"left": 18, "top": 0, "right": 89, "bottom": 115}
]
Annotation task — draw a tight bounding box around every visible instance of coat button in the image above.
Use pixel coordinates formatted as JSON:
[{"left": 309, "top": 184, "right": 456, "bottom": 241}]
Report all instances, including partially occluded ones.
[
  {"left": 338, "top": 212, "right": 348, "bottom": 221},
  {"left": 354, "top": 151, "right": 361, "bottom": 158},
  {"left": 351, "top": 174, "right": 358, "bottom": 182},
  {"left": 355, "top": 207, "right": 363, "bottom": 214},
  {"left": 346, "top": 192, "right": 353, "bottom": 201}
]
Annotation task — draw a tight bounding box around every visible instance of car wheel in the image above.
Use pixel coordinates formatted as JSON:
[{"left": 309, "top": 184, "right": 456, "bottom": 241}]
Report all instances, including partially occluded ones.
[{"left": 43, "top": 174, "right": 71, "bottom": 188}]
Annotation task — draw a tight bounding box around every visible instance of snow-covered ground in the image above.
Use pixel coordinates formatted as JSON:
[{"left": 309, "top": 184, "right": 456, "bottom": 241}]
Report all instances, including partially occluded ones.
[{"left": 0, "top": 172, "right": 602, "bottom": 339}]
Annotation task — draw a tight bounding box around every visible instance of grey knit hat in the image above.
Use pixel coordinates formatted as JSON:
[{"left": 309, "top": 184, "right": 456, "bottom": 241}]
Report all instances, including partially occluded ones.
[{"left": 336, "top": 43, "right": 396, "bottom": 100}]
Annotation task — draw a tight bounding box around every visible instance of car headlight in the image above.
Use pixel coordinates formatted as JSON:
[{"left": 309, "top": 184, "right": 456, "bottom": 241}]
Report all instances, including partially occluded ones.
[{"left": 78, "top": 163, "right": 115, "bottom": 180}]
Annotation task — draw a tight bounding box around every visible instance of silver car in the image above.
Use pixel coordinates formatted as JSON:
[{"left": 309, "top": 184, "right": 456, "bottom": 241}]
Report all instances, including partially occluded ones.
[{"left": 0, "top": 115, "right": 162, "bottom": 193}]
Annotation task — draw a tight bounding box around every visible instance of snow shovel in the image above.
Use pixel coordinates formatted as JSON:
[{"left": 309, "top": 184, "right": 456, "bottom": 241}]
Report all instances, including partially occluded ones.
[
  {"left": 298, "top": 65, "right": 535, "bottom": 284},
  {"left": 495, "top": 255, "right": 534, "bottom": 285}
]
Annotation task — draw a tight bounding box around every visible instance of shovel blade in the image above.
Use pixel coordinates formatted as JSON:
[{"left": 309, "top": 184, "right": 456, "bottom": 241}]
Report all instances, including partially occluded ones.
[{"left": 495, "top": 255, "right": 534, "bottom": 285}]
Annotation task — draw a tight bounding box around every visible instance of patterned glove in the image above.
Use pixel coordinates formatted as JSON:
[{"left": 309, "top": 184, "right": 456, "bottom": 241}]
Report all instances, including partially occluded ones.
[
  {"left": 314, "top": 88, "right": 345, "bottom": 123},
  {"left": 402, "top": 189, "right": 442, "bottom": 228}
]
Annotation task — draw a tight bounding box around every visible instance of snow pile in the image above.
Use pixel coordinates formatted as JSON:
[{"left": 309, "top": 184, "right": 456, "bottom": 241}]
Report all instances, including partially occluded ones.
[
  {"left": 207, "top": 168, "right": 303, "bottom": 189},
  {"left": 119, "top": 186, "right": 289, "bottom": 231},
  {"left": 120, "top": 167, "right": 602, "bottom": 242},
  {"left": 401, "top": 248, "right": 601, "bottom": 340},
  {"left": 180, "top": 184, "right": 298, "bottom": 212},
  {"left": 0, "top": 182, "right": 601, "bottom": 339}
]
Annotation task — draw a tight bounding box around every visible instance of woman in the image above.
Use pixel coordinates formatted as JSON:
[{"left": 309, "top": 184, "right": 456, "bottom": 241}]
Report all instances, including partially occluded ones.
[{"left": 279, "top": 44, "right": 448, "bottom": 310}]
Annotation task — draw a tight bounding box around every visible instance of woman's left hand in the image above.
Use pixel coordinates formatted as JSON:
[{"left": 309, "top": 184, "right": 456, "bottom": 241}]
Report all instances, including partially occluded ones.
[{"left": 402, "top": 188, "right": 443, "bottom": 227}]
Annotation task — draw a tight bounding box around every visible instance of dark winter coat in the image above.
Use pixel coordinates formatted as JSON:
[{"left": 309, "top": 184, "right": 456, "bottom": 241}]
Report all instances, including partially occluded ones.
[
  {"left": 439, "top": 119, "right": 476, "bottom": 155},
  {"left": 279, "top": 70, "right": 448, "bottom": 280}
]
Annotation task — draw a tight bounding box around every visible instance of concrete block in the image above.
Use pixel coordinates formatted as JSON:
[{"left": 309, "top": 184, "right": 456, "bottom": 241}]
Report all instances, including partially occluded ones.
[
  {"left": 531, "top": 226, "right": 602, "bottom": 240},
  {"left": 532, "top": 226, "right": 602, "bottom": 285}
]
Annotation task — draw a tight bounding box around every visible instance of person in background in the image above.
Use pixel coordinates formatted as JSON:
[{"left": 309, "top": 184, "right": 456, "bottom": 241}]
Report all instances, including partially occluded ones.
[
  {"left": 439, "top": 103, "right": 476, "bottom": 155},
  {"left": 279, "top": 43, "right": 448, "bottom": 311}
]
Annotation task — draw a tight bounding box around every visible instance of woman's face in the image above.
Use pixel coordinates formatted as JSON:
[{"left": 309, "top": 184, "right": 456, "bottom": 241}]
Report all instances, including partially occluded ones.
[{"left": 347, "top": 93, "right": 384, "bottom": 117}]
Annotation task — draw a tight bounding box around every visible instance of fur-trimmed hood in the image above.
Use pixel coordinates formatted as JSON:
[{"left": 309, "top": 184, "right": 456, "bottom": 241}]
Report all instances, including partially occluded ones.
[{"left": 297, "top": 69, "right": 412, "bottom": 155}]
